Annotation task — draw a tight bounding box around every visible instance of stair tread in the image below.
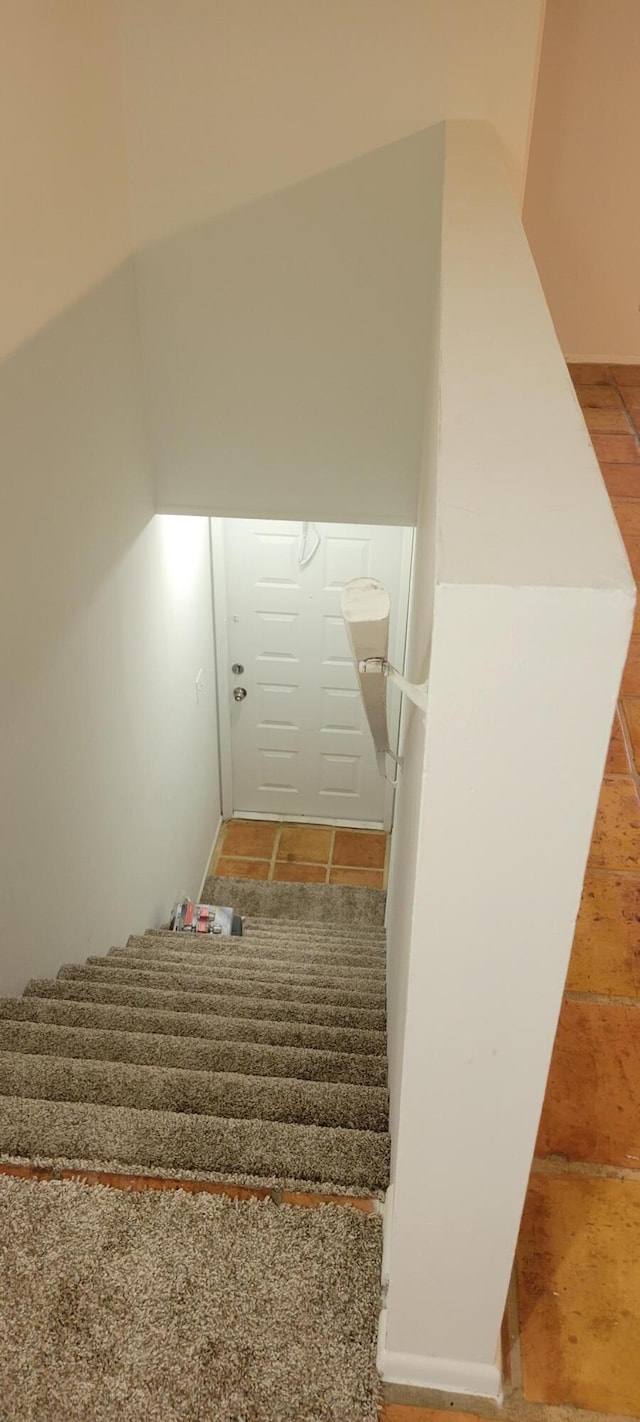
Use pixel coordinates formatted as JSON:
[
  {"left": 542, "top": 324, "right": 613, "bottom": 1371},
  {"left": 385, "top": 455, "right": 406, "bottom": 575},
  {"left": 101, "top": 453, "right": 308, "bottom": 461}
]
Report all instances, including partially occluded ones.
[
  {"left": 144, "top": 920, "right": 386, "bottom": 936},
  {"left": 201, "top": 877, "right": 386, "bottom": 930},
  {"left": 32, "top": 975, "right": 386, "bottom": 1030},
  {"left": 243, "top": 922, "right": 385, "bottom": 942},
  {"left": 3, "top": 883, "right": 389, "bottom": 1190},
  {"left": 0, "top": 1051, "right": 388, "bottom": 1131},
  {"left": 77, "top": 958, "right": 385, "bottom": 1006},
  {"left": 114, "top": 944, "right": 385, "bottom": 980},
  {"left": 0, "top": 994, "right": 385, "bottom": 1055},
  {"left": 0, "top": 1017, "right": 386, "bottom": 1084},
  {"left": 142, "top": 930, "right": 385, "bottom": 959},
  {"left": 0, "top": 1094, "right": 390, "bottom": 1189}
]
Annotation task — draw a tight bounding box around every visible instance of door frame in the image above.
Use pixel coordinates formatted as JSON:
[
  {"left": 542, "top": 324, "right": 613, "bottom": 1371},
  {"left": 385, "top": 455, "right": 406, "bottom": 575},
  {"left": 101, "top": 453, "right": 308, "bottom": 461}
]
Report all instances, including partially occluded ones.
[
  {"left": 210, "top": 518, "right": 234, "bottom": 821},
  {"left": 210, "top": 518, "right": 414, "bottom": 831}
]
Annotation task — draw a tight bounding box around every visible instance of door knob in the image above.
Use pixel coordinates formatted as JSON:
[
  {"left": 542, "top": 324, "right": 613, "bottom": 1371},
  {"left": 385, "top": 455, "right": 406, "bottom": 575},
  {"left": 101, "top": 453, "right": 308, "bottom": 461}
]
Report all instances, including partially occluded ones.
[{"left": 233, "top": 686, "right": 247, "bottom": 702}]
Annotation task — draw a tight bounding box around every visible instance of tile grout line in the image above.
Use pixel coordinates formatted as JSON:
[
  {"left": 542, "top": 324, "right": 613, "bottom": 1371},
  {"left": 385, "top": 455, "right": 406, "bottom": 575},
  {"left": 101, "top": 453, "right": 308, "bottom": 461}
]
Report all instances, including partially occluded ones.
[
  {"left": 604, "top": 366, "right": 640, "bottom": 453},
  {"left": 504, "top": 1265, "right": 524, "bottom": 1394},
  {"left": 383, "top": 1388, "right": 640, "bottom": 1422},
  {"left": 565, "top": 989, "right": 640, "bottom": 1008},
  {"left": 616, "top": 699, "right": 640, "bottom": 800},
  {"left": 268, "top": 825, "right": 282, "bottom": 883},
  {"left": 586, "top": 863, "right": 640, "bottom": 883},
  {"left": 610, "top": 367, "right": 640, "bottom": 452},
  {"left": 221, "top": 854, "right": 337, "bottom": 869},
  {"left": 532, "top": 1154, "right": 640, "bottom": 1183},
  {"left": 214, "top": 821, "right": 389, "bottom": 886},
  {"left": 326, "top": 827, "right": 336, "bottom": 885}
]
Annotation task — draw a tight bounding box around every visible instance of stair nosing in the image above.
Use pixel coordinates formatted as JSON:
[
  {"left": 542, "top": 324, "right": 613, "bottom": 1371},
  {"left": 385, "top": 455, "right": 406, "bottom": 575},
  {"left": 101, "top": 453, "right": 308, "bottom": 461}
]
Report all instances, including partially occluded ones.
[
  {"left": 52, "top": 966, "right": 387, "bottom": 1020},
  {"left": 81, "top": 956, "right": 386, "bottom": 1003},
  {"left": 24, "top": 977, "right": 387, "bottom": 1031},
  {"left": 3, "top": 995, "right": 386, "bottom": 1055}
]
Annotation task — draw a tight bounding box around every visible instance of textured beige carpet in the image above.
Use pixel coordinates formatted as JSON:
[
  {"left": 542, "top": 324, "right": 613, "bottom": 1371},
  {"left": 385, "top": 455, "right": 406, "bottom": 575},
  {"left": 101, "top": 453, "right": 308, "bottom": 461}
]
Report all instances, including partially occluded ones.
[
  {"left": 0, "top": 1175, "right": 382, "bottom": 1422},
  {"left": 202, "top": 878, "right": 386, "bottom": 924},
  {"left": 0, "top": 912, "right": 389, "bottom": 1190}
]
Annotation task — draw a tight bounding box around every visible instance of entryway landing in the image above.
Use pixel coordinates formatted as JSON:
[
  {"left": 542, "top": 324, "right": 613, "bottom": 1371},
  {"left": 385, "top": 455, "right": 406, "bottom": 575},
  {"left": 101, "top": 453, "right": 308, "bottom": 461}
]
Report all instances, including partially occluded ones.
[{"left": 210, "top": 818, "right": 389, "bottom": 889}]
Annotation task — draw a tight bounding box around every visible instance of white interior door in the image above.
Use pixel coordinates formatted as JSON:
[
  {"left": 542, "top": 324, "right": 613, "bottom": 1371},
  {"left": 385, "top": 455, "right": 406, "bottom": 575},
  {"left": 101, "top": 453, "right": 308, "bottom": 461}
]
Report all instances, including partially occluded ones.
[{"left": 217, "top": 520, "right": 413, "bottom": 827}]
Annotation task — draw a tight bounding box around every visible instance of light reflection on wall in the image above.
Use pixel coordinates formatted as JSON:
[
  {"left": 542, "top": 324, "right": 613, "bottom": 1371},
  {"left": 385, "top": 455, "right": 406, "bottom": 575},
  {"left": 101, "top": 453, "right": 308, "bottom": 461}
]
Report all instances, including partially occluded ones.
[{"left": 158, "top": 514, "right": 205, "bottom": 599}]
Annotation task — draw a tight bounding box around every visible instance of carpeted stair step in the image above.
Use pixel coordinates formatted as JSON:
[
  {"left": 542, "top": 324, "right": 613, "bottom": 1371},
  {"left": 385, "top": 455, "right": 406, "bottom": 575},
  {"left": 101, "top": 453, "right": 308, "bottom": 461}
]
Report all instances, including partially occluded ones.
[
  {"left": 134, "top": 930, "right": 385, "bottom": 957},
  {"left": 145, "top": 917, "right": 385, "bottom": 939},
  {"left": 243, "top": 913, "right": 386, "bottom": 934},
  {"left": 140, "top": 929, "right": 386, "bottom": 965},
  {"left": 0, "top": 995, "right": 385, "bottom": 1055},
  {"left": 28, "top": 974, "right": 385, "bottom": 1030},
  {"left": 0, "top": 1095, "right": 390, "bottom": 1189},
  {"left": 0, "top": 1177, "right": 383, "bottom": 1422},
  {"left": 154, "top": 914, "right": 385, "bottom": 938},
  {"left": 0, "top": 1017, "right": 387, "bottom": 1085},
  {"left": 146, "top": 918, "right": 385, "bottom": 939},
  {"left": 107, "top": 953, "right": 385, "bottom": 995},
  {"left": 78, "top": 958, "right": 385, "bottom": 1007},
  {"left": 0, "top": 1052, "right": 388, "bottom": 1131},
  {"left": 1, "top": 880, "right": 390, "bottom": 1190},
  {"left": 96, "top": 957, "right": 385, "bottom": 999},
  {"left": 201, "top": 876, "right": 386, "bottom": 925},
  {"left": 134, "top": 942, "right": 385, "bottom": 976},
  {"left": 112, "top": 943, "right": 386, "bottom": 983},
  {"left": 237, "top": 921, "right": 386, "bottom": 946}
]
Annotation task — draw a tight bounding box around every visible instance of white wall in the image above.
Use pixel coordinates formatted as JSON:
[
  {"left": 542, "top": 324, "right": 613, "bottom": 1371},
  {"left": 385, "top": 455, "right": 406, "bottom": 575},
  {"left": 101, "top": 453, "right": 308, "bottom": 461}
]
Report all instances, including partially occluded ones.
[
  {"left": 385, "top": 258, "right": 441, "bottom": 1130},
  {"left": 116, "top": 0, "right": 544, "bottom": 522},
  {"left": 129, "top": 129, "right": 444, "bottom": 525},
  {"left": 380, "top": 121, "right": 635, "bottom": 1398},
  {"left": 119, "top": 0, "right": 544, "bottom": 239},
  {"left": 523, "top": 0, "right": 640, "bottom": 362},
  {"left": 0, "top": 3, "right": 220, "bottom": 997}
]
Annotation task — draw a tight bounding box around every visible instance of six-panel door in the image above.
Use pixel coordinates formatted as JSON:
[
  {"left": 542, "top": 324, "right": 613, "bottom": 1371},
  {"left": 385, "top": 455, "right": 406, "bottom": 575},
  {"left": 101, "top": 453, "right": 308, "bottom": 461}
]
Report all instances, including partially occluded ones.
[{"left": 222, "top": 520, "right": 411, "bottom": 824}]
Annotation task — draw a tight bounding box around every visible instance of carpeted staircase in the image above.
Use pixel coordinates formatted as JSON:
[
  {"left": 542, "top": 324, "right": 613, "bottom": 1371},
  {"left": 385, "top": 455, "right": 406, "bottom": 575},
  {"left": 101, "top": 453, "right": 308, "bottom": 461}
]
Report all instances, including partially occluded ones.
[{"left": 0, "top": 880, "right": 390, "bottom": 1194}]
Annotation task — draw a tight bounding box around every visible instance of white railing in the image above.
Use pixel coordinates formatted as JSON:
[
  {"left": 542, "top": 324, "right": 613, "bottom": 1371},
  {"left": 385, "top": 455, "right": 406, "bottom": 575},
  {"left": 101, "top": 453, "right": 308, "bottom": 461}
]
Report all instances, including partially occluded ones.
[{"left": 341, "top": 577, "right": 428, "bottom": 783}]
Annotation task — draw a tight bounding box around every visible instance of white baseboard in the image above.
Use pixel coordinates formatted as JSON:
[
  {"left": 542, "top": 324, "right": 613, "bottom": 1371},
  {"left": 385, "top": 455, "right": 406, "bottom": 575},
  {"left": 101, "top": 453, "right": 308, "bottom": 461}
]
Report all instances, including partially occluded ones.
[
  {"left": 377, "top": 1307, "right": 502, "bottom": 1400},
  {"left": 197, "top": 813, "right": 223, "bottom": 901},
  {"left": 230, "top": 811, "right": 384, "bottom": 830}
]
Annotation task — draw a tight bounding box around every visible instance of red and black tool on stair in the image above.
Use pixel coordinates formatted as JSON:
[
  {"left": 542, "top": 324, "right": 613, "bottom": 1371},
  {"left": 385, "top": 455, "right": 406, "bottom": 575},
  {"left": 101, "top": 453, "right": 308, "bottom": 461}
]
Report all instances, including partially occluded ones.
[{"left": 169, "top": 899, "right": 243, "bottom": 936}]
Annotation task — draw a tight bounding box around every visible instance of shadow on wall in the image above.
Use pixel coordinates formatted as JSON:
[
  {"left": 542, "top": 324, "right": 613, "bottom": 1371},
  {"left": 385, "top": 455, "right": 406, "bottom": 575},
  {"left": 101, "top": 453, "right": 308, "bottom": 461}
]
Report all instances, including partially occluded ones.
[
  {"left": 0, "top": 261, "right": 152, "bottom": 684},
  {"left": 0, "top": 259, "right": 219, "bottom": 994},
  {"left": 0, "top": 124, "right": 445, "bottom": 995},
  {"left": 134, "top": 124, "right": 445, "bottom": 524}
]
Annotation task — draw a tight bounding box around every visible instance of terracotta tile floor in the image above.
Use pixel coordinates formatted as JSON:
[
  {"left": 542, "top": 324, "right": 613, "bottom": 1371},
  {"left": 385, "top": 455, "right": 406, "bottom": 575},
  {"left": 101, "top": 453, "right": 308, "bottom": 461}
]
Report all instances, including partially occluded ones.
[
  {"left": 209, "top": 818, "right": 389, "bottom": 890},
  {"left": 384, "top": 366, "right": 640, "bottom": 1422}
]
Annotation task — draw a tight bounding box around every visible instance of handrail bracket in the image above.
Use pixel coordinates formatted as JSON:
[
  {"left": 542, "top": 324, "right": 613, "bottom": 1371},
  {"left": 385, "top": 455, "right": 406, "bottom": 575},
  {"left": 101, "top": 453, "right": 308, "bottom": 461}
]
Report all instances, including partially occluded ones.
[{"left": 358, "top": 657, "right": 429, "bottom": 715}]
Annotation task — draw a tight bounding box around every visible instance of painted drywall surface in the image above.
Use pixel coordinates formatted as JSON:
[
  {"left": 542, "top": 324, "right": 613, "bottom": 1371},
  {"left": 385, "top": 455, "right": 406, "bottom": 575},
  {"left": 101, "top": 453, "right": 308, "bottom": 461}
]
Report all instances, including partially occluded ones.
[
  {"left": 523, "top": 0, "right": 640, "bottom": 362},
  {"left": 385, "top": 284, "right": 441, "bottom": 1139},
  {"left": 116, "top": 0, "right": 544, "bottom": 521},
  {"left": 383, "top": 584, "right": 632, "bottom": 1392},
  {"left": 129, "top": 128, "right": 444, "bottom": 524},
  {"left": 1, "top": 1, "right": 132, "bottom": 360},
  {"left": 439, "top": 127, "right": 632, "bottom": 593},
  {"left": 118, "top": 0, "right": 544, "bottom": 241},
  {"left": 0, "top": 4, "right": 220, "bottom": 995},
  {"left": 380, "top": 121, "right": 635, "bottom": 1395}
]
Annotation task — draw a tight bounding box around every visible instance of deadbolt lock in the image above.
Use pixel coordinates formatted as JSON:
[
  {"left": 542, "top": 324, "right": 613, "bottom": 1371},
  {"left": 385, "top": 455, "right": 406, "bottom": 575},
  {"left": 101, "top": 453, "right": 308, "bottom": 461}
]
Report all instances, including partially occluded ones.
[{"left": 231, "top": 663, "right": 244, "bottom": 675}]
